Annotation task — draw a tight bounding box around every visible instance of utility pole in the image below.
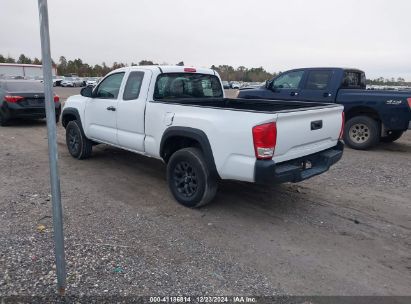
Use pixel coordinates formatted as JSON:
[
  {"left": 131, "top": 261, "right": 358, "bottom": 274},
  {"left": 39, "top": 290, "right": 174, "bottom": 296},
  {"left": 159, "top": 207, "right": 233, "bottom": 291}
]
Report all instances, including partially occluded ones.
[{"left": 37, "top": 0, "right": 66, "bottom": 295}]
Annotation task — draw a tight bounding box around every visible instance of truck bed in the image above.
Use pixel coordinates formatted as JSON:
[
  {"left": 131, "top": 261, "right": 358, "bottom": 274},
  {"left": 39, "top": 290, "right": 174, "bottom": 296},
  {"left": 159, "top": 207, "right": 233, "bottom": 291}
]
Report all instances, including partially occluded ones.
[
  {"left": 157, "top": 98, "right": 338, "bottom": 113},
  {"left": 150, "top": 97, "right": 344, "bottom": 165}
]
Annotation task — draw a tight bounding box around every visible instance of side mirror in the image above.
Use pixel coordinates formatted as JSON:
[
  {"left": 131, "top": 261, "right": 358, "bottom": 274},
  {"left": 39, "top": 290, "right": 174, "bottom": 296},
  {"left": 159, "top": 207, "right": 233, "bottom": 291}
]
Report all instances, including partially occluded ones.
[
  {"left": 265, "top": 80, "right": 271, "bottom": 89},
  {"left": 80, "top": 86, "right": 93, "bottom": 97}
]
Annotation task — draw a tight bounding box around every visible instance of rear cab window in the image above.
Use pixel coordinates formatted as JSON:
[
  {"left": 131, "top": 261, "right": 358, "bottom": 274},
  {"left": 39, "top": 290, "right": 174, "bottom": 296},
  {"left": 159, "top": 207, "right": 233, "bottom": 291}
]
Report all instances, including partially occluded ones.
[
  {"left": 154, "top": 73, "right": 223, "bottom": 101},
  {"left": 341, "top": 70, "right": 366, "bottom": 89}
]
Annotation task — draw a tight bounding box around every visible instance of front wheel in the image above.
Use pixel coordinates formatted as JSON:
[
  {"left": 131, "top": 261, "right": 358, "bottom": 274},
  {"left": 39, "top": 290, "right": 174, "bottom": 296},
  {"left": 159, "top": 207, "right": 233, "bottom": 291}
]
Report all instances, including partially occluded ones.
[
  {"left": 344, "top": 115, "right": 380, "bottom": 150},
  {"left": 380, "top": 130, "right": 404, "bottom": 143},
  {"left": 65, "top": 120, "right": 92, "bottom": 159},
  {"left": 167, "top": 147, "right": 218, "bottom": 208}
]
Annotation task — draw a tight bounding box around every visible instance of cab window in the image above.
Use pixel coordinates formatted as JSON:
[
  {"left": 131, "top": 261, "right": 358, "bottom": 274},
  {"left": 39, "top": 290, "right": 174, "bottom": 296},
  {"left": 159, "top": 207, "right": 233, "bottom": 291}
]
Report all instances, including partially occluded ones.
[
  {"left": 94, "top": 72, "right": 125, "bottom": 99},
  {"left": 123, "top": 71, "right": 144, "bottom": 100},
  {"left": 273, "top": 71, "right": 304, "bottom": 89},
  {"left": 305, "top": 71, "right": 332, "bottom": 90}
]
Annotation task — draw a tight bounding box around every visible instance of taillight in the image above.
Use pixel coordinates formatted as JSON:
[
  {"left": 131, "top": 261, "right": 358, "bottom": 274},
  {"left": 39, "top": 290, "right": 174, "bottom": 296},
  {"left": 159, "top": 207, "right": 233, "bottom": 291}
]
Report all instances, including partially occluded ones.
[
  {"left": 339, "top": 112, "right": 345, "bottom": 140},
  {"left": 54, "top": 95, "right": 60, "bottom": 102},
  {"left": 4, "top": 95, "right": 24, "bottom": 103},
  {"left": 252, "top": 122, "right": 277, "bottom": 160},
  {"left": 184, "top": 67, "right": 196, "bottom": 73},
  {"left": 407, "top": 98, "right": 411, "bottom": 108}
]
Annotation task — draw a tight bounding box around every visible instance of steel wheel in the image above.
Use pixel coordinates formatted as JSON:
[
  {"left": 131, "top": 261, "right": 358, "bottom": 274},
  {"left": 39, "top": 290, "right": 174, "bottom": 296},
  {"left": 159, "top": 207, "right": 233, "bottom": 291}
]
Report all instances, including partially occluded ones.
[
  {"left": 349, "top": 123, "right": 369, "bottom": 144},
  {"left": 173, "top": 161, "right": 198, "bottom": 197}
]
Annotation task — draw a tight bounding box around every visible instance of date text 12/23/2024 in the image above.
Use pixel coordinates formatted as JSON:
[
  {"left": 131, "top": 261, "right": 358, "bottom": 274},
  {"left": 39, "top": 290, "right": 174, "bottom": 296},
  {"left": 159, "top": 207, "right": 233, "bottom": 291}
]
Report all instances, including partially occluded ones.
[{"left": 149, "top": 296, "right": 257, "bottom": 303}]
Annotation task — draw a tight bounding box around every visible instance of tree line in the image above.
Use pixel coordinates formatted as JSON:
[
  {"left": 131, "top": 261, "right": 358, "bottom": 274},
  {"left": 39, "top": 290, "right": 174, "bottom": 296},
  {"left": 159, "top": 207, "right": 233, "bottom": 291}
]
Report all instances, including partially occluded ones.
[
  {"left": 1, "top": 53, "right": 409, "bottom": 84},
  {"left": 366, "top": 77, "right": 410, "bottom": 86}
]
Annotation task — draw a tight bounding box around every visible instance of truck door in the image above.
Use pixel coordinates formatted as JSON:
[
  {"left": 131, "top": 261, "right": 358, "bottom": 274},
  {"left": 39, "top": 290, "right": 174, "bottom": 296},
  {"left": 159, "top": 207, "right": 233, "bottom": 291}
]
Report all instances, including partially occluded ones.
[
  {"left": 84, "top": 72, "right": 125, "bottom": 144},
  {"left": 116, "top": 70, "right": 152, "bottom": 152},
  {"left": 299, "top": 70, "right": 335, "bottom": 102},
  {"left": 266, "top": 70, "right": 304, "bottom": 100}
]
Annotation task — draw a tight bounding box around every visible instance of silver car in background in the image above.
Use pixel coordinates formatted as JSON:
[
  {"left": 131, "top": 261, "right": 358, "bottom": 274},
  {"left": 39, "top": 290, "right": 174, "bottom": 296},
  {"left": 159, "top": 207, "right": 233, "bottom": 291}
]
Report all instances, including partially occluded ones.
[{"left": 61, "top": 77, "right": 83, "bottom": 87}]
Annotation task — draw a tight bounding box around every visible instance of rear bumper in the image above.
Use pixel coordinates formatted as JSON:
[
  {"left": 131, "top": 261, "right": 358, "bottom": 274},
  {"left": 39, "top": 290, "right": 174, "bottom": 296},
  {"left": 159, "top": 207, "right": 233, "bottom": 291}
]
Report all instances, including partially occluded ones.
[
  {"left": 1, "top": 102, "right": 61, "bottom": 119},
  {"left": 254, "top": 141, "right": 344, "bottom": 184}
]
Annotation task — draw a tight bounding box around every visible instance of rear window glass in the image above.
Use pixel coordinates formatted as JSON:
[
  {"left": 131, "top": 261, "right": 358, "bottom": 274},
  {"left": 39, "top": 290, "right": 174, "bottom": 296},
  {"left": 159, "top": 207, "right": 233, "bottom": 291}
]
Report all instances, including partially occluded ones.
[
  {"left": 154, "top": 73, "right": 223, "bottom": 100},
  {"left": 5, "top": 81, "right": 44, "bottom": 92},
  {"left": 305, "top": 71, "right": 332, "bottom": 90},
  {"left": 342, "top": 71, "right": 366, "bottom": 89}
]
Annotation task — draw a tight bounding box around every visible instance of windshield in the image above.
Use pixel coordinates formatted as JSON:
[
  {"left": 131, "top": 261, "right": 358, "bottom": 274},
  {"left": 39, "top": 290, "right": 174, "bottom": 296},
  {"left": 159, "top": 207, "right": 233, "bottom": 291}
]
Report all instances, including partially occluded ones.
[{"left": 154, "top": 73, "right": 223, "bottom": 100}]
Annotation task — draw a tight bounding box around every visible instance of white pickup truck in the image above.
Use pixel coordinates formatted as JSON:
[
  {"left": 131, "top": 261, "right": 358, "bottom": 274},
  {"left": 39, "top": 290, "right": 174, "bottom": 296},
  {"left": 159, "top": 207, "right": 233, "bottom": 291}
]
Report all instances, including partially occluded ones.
[{"left": 62, "top": 66, "right": 344, "bottom": 207}]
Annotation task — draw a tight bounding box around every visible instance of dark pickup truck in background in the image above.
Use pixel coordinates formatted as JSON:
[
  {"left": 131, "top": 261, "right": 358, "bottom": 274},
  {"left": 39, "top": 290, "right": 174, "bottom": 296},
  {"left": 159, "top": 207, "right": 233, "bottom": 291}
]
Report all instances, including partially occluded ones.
[{"left": 238, "top": 68, "right": 411, "bottom": 150}]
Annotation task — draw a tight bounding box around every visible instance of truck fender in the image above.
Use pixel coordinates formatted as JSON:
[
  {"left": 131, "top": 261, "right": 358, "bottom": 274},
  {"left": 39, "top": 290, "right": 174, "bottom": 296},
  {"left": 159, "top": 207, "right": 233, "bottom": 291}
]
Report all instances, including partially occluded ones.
[
  {"left": 160, "top": 127, "right": 220, "bottom": 179},
  {"left": 61, "top": 107, "right": 86, "bottom": 134}
]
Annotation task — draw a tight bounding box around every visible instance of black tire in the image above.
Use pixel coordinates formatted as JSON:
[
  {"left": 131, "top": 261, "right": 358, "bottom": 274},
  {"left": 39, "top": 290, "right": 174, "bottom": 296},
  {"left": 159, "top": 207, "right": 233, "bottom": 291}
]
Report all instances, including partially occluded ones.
[
  {"left": 380, "top": 130, "right": 404, "bottom": 143},
  {"left": 167, "top": 147, "right": 218, "bottom": 208},
  {"left": 65, "top": 120, "right": 92, "bottom": 159},
  {"left": 344, "top": 115, "right": 380, "bottom": 150}
]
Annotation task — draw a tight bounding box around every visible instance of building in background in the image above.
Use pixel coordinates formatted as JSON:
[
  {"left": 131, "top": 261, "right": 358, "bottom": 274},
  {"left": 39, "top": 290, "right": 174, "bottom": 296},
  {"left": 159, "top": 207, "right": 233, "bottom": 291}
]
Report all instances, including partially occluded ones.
[{"left": 0, "top": 63, "right": 57, "bottom": 79}]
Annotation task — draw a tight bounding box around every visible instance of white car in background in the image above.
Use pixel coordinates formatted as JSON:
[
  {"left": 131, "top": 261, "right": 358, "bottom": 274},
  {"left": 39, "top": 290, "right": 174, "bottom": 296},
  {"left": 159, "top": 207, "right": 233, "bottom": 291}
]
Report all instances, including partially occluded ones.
[
  {"left": 53, "top": 76, "right": 64, "bottom": 87},
  {"left": 230, "top": 81, "right": 241, "bottom": 89},
  {"left": 86, "top": 77, "right": 100, "bottom": 87}
]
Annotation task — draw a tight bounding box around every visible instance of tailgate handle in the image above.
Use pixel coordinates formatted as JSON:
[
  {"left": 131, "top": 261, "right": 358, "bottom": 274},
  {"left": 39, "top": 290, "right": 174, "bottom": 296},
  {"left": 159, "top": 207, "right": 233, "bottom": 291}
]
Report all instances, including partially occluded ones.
[{"left": 311, "top": 120, "right": 323, "bottom": 130}]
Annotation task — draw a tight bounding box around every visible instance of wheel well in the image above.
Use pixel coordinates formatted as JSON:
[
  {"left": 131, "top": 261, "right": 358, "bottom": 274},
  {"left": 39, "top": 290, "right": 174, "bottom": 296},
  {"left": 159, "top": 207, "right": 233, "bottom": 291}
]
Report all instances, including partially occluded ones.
[
  {"left": 345, "top": 106, "right": 380, "bottom": 122},
  {"left": 161, "top": 136, "right": 202, "bottom": 163},
  {"left": 62, "top": 113, "right": 77, "bottom": 128}
]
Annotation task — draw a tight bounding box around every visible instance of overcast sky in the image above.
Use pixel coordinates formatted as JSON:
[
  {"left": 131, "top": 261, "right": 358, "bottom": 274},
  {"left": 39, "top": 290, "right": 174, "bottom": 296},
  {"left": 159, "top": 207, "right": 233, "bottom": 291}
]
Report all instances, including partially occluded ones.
[{"left": 1, "top": 0, "right": 410, "bottom": 80}]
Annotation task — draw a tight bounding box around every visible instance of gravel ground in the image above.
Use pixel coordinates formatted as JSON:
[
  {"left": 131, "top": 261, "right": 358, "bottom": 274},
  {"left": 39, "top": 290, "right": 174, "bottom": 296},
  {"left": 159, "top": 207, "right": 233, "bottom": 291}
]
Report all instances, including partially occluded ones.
[{"left": 0, "top": 88, "right": 410, "bottom": 298}]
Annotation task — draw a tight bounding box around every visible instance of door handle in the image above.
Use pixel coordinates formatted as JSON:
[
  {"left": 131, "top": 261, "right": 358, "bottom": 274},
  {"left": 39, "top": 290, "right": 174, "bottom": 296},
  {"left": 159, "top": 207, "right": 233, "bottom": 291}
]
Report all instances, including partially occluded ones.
[
  {"left": 290, "top": 92, "right": 299, "bottom": 96},
  {"left": 311, "top": 120, "right": 323, "bottom": 130},
  {"left": 323, "top": 92, "right": 332, "bottom": 97},
  {"left": 106, "top": 106, "right": 116, "bottom": 111}
]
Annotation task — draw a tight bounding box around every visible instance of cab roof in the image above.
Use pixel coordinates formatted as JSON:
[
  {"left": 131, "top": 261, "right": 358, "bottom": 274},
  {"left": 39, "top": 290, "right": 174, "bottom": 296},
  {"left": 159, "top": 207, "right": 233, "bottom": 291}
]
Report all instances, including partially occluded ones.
[{"left": 110, "top": 65, "right": 217, "bottom": 76}]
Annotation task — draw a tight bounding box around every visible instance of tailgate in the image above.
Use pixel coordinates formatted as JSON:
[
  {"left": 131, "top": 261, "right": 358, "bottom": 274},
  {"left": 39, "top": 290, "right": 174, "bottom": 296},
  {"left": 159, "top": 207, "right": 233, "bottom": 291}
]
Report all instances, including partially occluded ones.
[{"left": 274, "top": 105, "right": 343, "bottom": 163}]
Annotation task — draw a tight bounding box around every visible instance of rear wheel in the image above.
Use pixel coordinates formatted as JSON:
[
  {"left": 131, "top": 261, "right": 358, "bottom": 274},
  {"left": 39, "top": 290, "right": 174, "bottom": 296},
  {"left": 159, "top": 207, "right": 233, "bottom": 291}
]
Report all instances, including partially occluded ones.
[
  {"left": 344, "top": 115, "right": 379, "bottom": 150},
  {"left": 380, "top": 130, "right": 404, "bottom": 143},
  {"left": 65, "top": 120, "right": 92, "bottom": 159},
  {"left": 167, "top": 147, "right": 218, "bottom": 208}
]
